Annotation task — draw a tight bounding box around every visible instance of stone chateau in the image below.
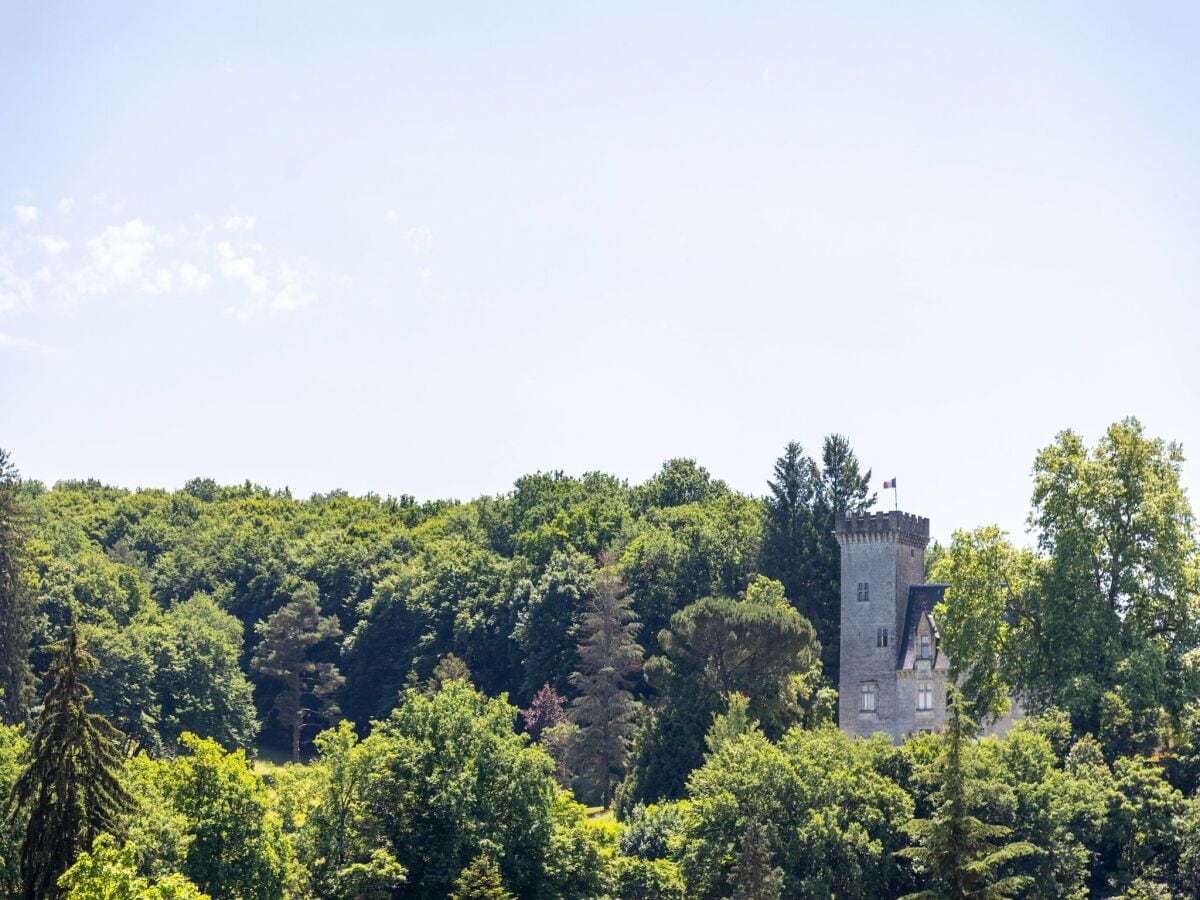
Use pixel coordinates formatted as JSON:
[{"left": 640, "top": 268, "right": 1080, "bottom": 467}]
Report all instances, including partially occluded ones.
[{"left": 835, "top": 509, "right": 1021, "bottom": 741}]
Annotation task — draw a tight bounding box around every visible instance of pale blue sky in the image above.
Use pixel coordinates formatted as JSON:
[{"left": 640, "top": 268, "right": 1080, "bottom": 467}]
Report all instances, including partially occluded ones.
[{"left": 2, "top": 2, "right": 1198, "bottom": 542}]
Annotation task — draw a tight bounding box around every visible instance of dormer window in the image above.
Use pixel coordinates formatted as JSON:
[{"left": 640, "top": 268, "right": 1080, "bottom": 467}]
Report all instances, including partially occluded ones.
[{"left": 919, "top": 635, "right": 932, "bottom": 660}]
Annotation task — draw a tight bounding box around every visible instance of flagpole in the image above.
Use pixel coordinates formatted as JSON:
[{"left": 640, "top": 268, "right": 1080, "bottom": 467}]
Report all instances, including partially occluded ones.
[{"left": 894, "top": 483, "right": 898, "bottom": 512}]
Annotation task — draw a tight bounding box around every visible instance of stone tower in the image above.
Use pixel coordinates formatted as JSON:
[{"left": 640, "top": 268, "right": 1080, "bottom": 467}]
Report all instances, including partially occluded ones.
[{"left": 836, "top": 510, "right": 931, "bottom": 739}]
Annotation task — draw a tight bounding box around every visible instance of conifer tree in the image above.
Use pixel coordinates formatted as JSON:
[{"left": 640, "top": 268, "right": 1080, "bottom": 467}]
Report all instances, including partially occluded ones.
[
  {"left": 251, "top": 583, "right": 344, "bottom": 763},
  {"left": 0, "top": 449, "right": 35, "bottom": 723},
  {"left": 569, "top": 557, "right": 643, "bottom": 809},
  {"left": 6, "top": 623, "right": 134, "bottom": 900},
  {"left": 729, "top": 821, "right": 784, "bottom": 900},
  {"left": 449, "top": 854, "right": 515, "bottom": 900},
  {"left": 897, "top": 697, "right": 1037, "bottom": 900},
  {"left": 760, "top": 441, "right": 819, "bottom": 614}
]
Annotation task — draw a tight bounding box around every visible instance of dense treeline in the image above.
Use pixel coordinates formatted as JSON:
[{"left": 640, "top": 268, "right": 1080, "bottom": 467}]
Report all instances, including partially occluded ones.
[{"left": 0, "top": 418, "right": 1198, "bottom": 897}]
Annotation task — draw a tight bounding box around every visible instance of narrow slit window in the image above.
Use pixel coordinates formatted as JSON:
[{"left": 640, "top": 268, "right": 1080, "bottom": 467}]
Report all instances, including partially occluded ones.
[
  {"left": 877, "top": 627, "right": 888, "bottom": 648},
  {"left": 920, "top": 635, "right": 932, "bottom": 660}
]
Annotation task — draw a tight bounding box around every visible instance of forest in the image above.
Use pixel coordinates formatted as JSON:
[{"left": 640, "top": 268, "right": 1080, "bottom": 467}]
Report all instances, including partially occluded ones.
[{"left": 1, "top": 416, "right": 1199, "bottom": 898}]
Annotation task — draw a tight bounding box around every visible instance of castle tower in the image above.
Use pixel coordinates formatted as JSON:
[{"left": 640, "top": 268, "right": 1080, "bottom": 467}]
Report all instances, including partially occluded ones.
[{"left": 836, "top": 511, "right": 930, "bottom": 739}]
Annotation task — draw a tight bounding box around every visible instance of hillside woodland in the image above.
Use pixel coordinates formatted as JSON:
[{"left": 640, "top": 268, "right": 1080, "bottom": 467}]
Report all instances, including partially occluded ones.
[{"left": 1, "top": 418, "right": 1199, "bottom": 898}]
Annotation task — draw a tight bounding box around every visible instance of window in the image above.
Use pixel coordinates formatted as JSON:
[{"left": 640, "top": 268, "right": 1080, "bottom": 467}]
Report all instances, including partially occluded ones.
[
  {"left": 919, "top": 635, "right": 932, "bottom": 660},
  {"left": 877, "top": 627, "right": 889, "bottom": 648},
  {"left": 857, "top": 582, "right": 870, "bottom": 602},
  {"left": 860, "top": 682, "right": 877, "bottom": 712},
  {"left": 918, "top": 683, "right": 933, "bottom": 711}
]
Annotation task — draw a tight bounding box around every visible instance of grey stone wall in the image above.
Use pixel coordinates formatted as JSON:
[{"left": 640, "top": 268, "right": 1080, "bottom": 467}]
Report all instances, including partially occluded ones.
[{"left": 836, "top": 511, "right": 930, "bottom": 741}]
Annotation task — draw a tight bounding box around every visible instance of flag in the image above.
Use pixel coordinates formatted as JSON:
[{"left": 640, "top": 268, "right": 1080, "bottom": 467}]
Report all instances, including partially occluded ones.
[{"left": 882, "top": 478, "right": 897, "bottom": 489}]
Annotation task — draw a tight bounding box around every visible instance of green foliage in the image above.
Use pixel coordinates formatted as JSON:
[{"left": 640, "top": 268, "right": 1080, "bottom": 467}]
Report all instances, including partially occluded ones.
[
  {"left": 355, "top": 678, "right": 605, "bottom": 899},
  {"left": 58, "top": 834, "right": 208, "bottom": 899},
  {"left": 155, "top": 594, "right": 258, "bottom": 752},
  {"left": 569, "top": 561, "right": 643, "bottom": 808},
  {"left": 0, "top": 723, "right": 29, "bottom": 894},
  {"left": 157, "top": 734, "right": 291, "bottom": 900},
  {"left": 728, "top": 821, "right": 783, "bottom": 900},
  {"left": 1026, "top": 418, "right": 1199, "bottom": 741},
  {"left": 679, "top": 726, "right": 913, "bottom": 898},
  {"left": 896, "top": 702, "right": 1037, "bottom": 900},
  {"left": 760, "top": 436, "right": 873, "bottom": 683},
  {"left": 929, "top": 527, "right": 1040, "bottom": 723},
  {"left": 6, "top": 625, "right": 134, "bottom": 900},
  {"left": 624, "top": 590, "right": 821, "bottom": 805},
  {"left": 449, "top": 854, "right": 516, "bottom": 900},
  {"left": 251, "top": 582, "right": 343, "bottom": 762},
  {"left": 0, "top": 448, "right": 36, "bottom": 723},
  {"left": 614, "top": 856, "right": 687, "bottom": 899}
]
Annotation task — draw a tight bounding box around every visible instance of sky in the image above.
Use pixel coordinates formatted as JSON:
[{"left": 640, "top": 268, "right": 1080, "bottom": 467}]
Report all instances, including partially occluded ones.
[{"left": 2, "top": 2, "right": 1198, "bottom": 543}]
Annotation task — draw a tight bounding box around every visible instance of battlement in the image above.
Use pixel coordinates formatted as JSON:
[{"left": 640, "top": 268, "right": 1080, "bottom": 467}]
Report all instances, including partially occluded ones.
[{"left": 835, "top": 510, "right": 930, "bottom": 545}]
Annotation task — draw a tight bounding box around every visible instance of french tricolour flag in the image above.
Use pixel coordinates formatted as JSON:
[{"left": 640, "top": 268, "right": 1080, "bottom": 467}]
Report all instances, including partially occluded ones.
[{"left": 882, "top": 478, "right": 897, "bottom": 489}]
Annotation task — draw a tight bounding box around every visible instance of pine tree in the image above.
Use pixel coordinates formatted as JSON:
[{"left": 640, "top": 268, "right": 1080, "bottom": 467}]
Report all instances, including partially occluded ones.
[
  {"left": 896, "top": 697, "right": 1037, "bottom": 900},
  {"left": 5, "top": 623, "right": 134, "bottom": 900},
  {"left": 0, "top": 449, "right": 35, "bottom": 723},
  {"left": 449, "top": 854, "right": 515, "bottom": 900},
  {"left": 729, "top": 821, "right": 784, "bottom": 900},
  {"left": 569, "top": 557, "right": 643, "bottom": 809},
  {"left": 251, "top": 583, "right": 344, "bottom": 763}
]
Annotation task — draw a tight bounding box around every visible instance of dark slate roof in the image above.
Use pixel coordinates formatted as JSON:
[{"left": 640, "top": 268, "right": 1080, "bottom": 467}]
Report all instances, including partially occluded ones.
[{"left": 897, "top": 584, "right": 950, "bottom": 672}]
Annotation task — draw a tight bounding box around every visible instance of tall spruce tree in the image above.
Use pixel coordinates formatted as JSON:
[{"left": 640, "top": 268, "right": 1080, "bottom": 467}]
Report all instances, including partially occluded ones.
[
  {"left": 896, "top": 697, "right": 1036, "bottom": 900},
  {"left": 251, "top": 582, "right": 344, "bottom": 763},
  {"left": 761, "top": 437, "right": 873, "bottom": 684},
  {"left": 760, "top": 442, "right": 819, "bottom": 616},
  {"left": 729, "top": 821, "right": 784, "bottom": 900},
  {"left": 5, "top": 623, "right": 133, "bottom": 900},
  {"left": 0, "top": 449, "right": 35, "bottom": 723},
  {"left": 569, "top": 557, "right": 643, "bottom": 809}
]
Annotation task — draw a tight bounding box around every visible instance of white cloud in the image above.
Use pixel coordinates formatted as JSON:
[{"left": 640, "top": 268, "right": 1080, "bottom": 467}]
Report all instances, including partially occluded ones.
[
  {"left": 87, "top": 220, "right": 155, "bottom": 283},
  {"left": 418, "top": 269, "right": 433, "bottom": 286},
  {"left": 14, "top": 205, "right": 38, "bottom": 225},
  {"left": 0, "top": 211, "right": 316, "bottom": 318},
  {"left": 224, "top": 214, "right": 257, "bottom": 233},
  {"left": 178, "top": 263, "right": 212, "bottom": 293},
  {"left": 0, "top": 331, "right": 48, "bottom": 352},
  {"left": 405, "top": 225, "right": 433, "bottom": 253},
  {"left": 57, "top": 198, "right": 74, "bottom": 214},
  {"left": 217, "top": 240, "right": 269, "bottom": 297}
]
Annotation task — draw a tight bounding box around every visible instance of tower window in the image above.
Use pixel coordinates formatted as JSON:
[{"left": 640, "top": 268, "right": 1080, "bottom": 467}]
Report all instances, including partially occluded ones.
[
  {"left": 877, "top": 627, "right": 888, "bottom": 648},
  {"left": 918, "top": 683, "right": 933, "bottom": 711},
  {"left": 920, "top": 635, "right": 932, "bottom": 660},
  {"left": 856, "top": 582, "right": 870, "bottom": 602},
  {"left": 860, "top": 682, "right": 877, "bottom": 712}
]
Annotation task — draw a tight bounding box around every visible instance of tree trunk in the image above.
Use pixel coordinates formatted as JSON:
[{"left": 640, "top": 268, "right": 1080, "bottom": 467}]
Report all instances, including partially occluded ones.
[{"left": 292, "top": 719, "right": 301, "bottom": 764}]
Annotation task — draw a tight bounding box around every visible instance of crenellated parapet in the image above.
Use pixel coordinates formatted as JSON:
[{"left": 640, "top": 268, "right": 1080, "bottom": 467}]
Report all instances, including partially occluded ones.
[{"left": 835, "top": 510, "right": 930, "bottom": 548}]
